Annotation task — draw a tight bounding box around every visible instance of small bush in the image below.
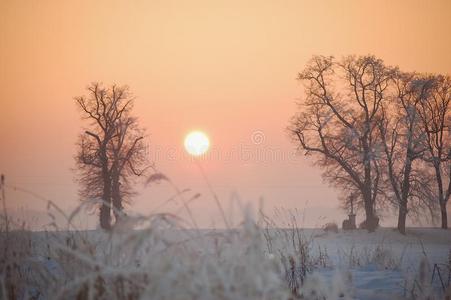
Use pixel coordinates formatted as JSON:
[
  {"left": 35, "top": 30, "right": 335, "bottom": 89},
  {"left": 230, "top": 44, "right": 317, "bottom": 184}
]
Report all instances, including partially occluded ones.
[{"left": 323, "top": 222, "right": 339, "bottom": 234}]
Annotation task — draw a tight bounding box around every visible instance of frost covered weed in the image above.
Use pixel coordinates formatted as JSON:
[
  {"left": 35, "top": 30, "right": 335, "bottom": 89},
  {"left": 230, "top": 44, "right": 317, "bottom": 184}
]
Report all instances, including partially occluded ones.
[
  {"left": 404, "top": 258, "right": 436, "bottom": 300},
  {"left": 1, "top": 187, "right": 445, "bottom": 299},
  {"left": 0, "top": 201, "right": 357, "bottom": 300},
  {"left": 0, "top": 177, "right": 37, "bottom": 300},
  {"left": 371, "top": 243, "right": 401, "bottom": 269},
  {"left": 0, "top": 175, "right": 359, "bottom": 300},
  {"left": 316, "top": 245, "right": 331, "bottom": 268},
  {"left": 1, "top": 203, "right": 294, "bottom": 300},
  {"left": 259, "top": 208, "right": 334, "bottom": 297},
  {"left": 337, "top": 239, "right": 403, "bottom": 270},
  {"left": 0, "top": 224, "right": 34, "bottom": 300},
  {"left": 403, "top": 250, "right": 451, "bottom": 299}
]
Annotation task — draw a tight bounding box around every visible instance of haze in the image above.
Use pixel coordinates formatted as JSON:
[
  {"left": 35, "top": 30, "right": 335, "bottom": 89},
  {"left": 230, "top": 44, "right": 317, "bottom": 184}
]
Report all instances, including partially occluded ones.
[{"left": 1, "top": 0, "right": 450, "bottom": 229}]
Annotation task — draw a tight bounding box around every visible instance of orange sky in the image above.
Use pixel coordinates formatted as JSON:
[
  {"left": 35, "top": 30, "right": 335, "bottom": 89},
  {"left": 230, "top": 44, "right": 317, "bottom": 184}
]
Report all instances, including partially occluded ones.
[{"left": 1, "top": 0, "right": 450, "bottom": 229}]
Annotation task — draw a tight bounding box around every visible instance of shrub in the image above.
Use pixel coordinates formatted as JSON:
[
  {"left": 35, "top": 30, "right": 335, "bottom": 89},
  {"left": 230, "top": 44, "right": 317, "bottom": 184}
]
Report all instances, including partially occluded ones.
[{"left": 323, "top": 222, "right": 339, "bottom": 234}]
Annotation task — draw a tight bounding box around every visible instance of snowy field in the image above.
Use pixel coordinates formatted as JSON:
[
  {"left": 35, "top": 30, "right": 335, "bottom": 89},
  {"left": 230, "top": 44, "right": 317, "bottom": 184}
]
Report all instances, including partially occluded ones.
[
  {"left": 303, "top": 228, "right": 451, "bottom": 299},
  {"left": 2, "top": 218, "right": 451, "bottom": 300}
]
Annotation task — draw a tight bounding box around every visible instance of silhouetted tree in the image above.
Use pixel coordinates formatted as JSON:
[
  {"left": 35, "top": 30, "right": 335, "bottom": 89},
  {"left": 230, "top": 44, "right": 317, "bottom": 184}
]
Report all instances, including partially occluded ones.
[
  {"left": 75, "top": 83, "right": 149, "bottom": 229},
  {"left": 110, "top": 116, "right": 149, "bottom": 224},
  {"left": 289, "top": 55, "right": 395, "bottom": 232},
  {"left": 377, "top": 72, "right": 429, "bottom": 234},
  {"left": 416, "top": 75, "right": 451, "bottom": 229}
]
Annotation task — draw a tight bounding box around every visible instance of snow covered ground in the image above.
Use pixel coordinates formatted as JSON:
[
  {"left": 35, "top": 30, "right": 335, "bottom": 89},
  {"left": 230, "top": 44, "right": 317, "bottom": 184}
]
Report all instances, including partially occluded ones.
[
  {"left": 2, "top": 225, "right": 451, "bottom": 299},
  {"left": 306, "top": 228, "right": 451, "bottom": 299}
]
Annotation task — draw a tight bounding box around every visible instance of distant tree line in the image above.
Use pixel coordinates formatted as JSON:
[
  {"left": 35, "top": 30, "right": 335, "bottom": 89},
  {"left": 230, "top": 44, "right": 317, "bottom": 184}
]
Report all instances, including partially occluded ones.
[
  {"left": 75, "top": 83, "right": 150, "bottom": 230},
  {"left": 289, "top": 55, "right": 450, "bottom": 233}
]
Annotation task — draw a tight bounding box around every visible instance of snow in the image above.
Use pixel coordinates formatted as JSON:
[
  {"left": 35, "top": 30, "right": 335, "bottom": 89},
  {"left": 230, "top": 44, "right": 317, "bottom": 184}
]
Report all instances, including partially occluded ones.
[
  {"left": 4, "top": 226, "right": 451, "bottom": 299},
  {"left": 307, "top": 228, "right": 451, "bottom": 299}
]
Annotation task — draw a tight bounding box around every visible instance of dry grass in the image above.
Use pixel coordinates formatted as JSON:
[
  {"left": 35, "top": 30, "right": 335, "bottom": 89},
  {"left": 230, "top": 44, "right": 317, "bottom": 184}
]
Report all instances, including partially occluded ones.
[{"left": 0, "top": 175, "right": 448, "bottom": 299}]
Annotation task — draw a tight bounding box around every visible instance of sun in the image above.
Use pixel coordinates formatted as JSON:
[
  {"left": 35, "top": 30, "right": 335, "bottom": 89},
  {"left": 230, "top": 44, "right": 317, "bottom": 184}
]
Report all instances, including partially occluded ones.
[{"left": 184, "top": 131, "right": 210, "bottom": 156}]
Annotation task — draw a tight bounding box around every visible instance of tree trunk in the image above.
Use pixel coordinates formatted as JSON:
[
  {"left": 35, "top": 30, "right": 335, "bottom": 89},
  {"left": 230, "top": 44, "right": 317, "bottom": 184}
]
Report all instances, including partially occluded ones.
[
  {"left": 397, "top": 201, "right": 407, "bottom": 235},
  {"left": 362, "top": 154, "right": 378, "bottom": 232},
  {"left": 433, "top": 164, "right": 448, "bottom": 229},
  {"left": 397, "top": 160, "right": 412, "bottom": 235},
  {"left": 99, "top": 203, "right": 111, "bottom": 230},
  {"left": 111, "top": 174, "right": 124, "bottom": 225},
  {"left": 363, "top": 203, "right": 377, "bottom": 232},
  {"left": 100, "top": 178, "right": 111, "bottom": 230},
  {"left": 440, "top": 202, "right": 448, "bottom": 229},
  {"left": 362, "top": 188, "right": 378, "bottom": 232},
  {"left": 100, "top": 148, "right": 112, "bottom": 230}
]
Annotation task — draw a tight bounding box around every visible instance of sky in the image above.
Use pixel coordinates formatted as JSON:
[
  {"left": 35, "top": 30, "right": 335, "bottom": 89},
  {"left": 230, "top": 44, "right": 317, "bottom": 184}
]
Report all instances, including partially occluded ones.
[{"left": 1, "top": 0, "right": 450, "bottom": 229}]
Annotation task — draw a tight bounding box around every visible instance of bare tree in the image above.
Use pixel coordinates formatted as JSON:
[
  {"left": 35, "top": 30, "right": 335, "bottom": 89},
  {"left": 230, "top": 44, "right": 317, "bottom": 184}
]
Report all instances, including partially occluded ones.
[
  {"left": 110, "top": 116, "right": 149, "bottom": 224},
  {"left": 289, "top": 55, "right": 395, "bottom": 231},
  {"left": 416, "top": 75, "right": 451, "bottom": 229},
  {"left": 377, "top": 72, "right": 429, "bottom": 234},
  {"left": 75, "top": 83, "right": 149, "bottom": 230}
]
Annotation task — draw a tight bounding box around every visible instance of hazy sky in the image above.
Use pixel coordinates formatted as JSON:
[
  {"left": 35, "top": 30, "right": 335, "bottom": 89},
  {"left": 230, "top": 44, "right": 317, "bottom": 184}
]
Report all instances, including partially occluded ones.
[{"left": 1, "top": 0, "right": 450, "bottom": 229}]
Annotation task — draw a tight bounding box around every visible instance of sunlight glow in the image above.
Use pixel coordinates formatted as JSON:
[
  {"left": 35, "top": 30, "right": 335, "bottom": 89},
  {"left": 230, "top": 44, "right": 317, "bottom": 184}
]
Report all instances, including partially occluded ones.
[{"left": 184, "top": 131, "right": 210, "bottom": 156}]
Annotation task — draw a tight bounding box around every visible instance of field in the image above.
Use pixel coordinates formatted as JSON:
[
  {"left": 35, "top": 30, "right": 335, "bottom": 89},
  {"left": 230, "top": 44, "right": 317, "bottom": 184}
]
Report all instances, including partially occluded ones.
[{"left": 2, "top": 211, "right": 450, "bottom": 300}]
